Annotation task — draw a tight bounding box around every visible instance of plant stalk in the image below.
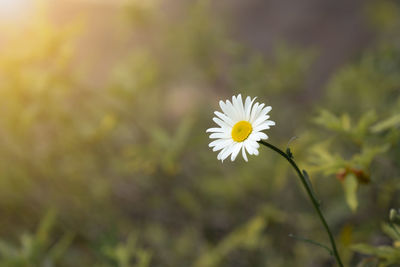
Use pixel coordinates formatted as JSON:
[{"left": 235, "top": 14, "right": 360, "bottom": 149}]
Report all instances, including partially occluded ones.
[{"left": 259, "top": 140, "right": 344, "bottom": 267}]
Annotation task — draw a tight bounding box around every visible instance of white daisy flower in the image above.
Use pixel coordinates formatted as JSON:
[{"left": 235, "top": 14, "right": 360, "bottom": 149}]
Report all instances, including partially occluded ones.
[{"left": 207, "top": 94, "right": 276, "bottom": 162}]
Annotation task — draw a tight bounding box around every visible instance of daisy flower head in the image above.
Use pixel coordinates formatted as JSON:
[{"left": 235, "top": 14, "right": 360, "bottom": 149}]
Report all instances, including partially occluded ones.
[{"left": 207, "top": 94, "right": 275, "bottom": 162}]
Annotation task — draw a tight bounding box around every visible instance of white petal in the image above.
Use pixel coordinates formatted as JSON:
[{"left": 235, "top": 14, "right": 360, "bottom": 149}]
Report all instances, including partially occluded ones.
[
  {"left": 213, "top": 139, "right": 233, "bottom": 151},
  {"left": 249, "top": 102, "right": 259, "bottom": 123},
  {"left": 219, "top": 100, "right": 237, "bottom": 121},
  {"left": 206, "top": 127, "right": 225, "bottom": 133},
  {"left": 244, "top": 96, "right": 256, "bottom": 121},
  {"left": 213, "top": 117, "right": 231, "bottom": 128},
  {"left": 246, "top": 140, "right": 260, "bottom": 155},
  {"left": 259, "top": 106, "right": 272, "bottom": 118},
  {"left": 220, "top": 149, "right": 233, "bottom": 162},
  {"left": 252, "top": 132, "right": 268, "bottom": 140},
  {"left": 253, "top": 148, "right": 259, "bottom": 155},
  {"left": 231, "top": 96, "right": 241, "bottom": 121},
  {"left": 247, "top": 139, "right": 259, "bottom": 148},
  {"left": 248, "top": 132, "right": 260, "bottom": 142},
  {"left": 217, "top": 144, "right": 229, "bottom": 160},
  {"left": 230, "top": 143, "right": 242, "bottom": 161},
  {"left": 250, "top": 103, "right": 265, "bottom": 123},
  {"left": 244, "top": 96, "right": 251, "bottom": 119},
  {"left": 252, "top": 115, "right": 270, "bottom": 128},
  {"left": 246, "top": 137, "right": 260, "bottom": 148},
  {"left": 249, "top": 102, "right": 263, "bottom": 123},
  {"left": 218, "top": 143, "right": 235, "bottom": 162},
  {"left": 225, "top": 99, "right": 241, "bottom": 122},
  {"left": 209, "top": 139, "right": 222, "bottom": 147},
  {"left": 209, "top": 132, "right": 230, "bottom": 139},
  {"left": 253, "top": 123, "right": 270, "bottom": 132},
  {"left": 244, "top": 140, "right": 255, "bottom": 155},
  {"left": 209, "top": 138, "right": 229, "bottom": 147},
  {"left": 214, "top": 111, "right": 234, "bottom": 126},
  {"left": 235, "top": 94, "right": 245, "bottom": 120},
  {"left": 241, "top": 146, "right": 248, "bottom": 162}
]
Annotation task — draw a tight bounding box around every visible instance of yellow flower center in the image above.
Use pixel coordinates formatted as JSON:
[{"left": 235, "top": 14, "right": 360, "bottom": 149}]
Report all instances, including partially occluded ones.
[{"left": 231, "top": 121, "right": 252, "bottom": 142}]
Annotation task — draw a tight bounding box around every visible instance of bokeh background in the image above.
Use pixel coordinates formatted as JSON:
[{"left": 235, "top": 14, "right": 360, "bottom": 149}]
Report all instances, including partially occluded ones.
[{"left": 0, "top": 0, "right": 399, "bottom": 266}]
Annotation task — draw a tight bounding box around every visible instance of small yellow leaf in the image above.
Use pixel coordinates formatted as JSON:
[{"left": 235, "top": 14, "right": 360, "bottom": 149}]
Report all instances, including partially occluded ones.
[{"left": 343, "top": 174, "right": 358, "bottom": 212}]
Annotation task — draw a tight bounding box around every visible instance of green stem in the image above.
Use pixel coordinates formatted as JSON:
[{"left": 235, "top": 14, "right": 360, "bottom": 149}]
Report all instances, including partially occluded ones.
[{"left": 259, "top": 140, "right": 344, "bottom": 267}]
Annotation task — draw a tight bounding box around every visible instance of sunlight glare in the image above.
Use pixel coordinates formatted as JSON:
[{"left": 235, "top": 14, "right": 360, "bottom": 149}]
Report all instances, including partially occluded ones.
[{"left": 0, "top": 0, "right": 32, "bottom": 22}]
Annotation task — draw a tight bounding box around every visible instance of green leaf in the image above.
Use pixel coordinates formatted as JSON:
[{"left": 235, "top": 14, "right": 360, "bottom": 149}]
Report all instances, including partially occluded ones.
[
  {"left": 371, "top": 114, "right": 400, "bottom": 133},
  {"left": 352, "top": 144, "right": 389, "bottom": 169},
  {"left": 36, "top": 209, "right": 57, "bottom": 246},
  {"left": 352, "top": 243, "right": 400, "bottom": 264},
  {"left": 354, "top": 110, "right": 378, "bottom": 139},
  {"left": 0, "top": 240, "right": 18, "bottom": 258},
  {"left": 307, "top": 141, "right": 347, "bottom": 175},
  {"left": 382, "top": 223, "right": 400, "bottom": 241},
  {"left": 286, "top": 148, "right": 293, "bottom": 159},
  {"left": 341, "top": 113, "right": 351, "bottom": 131},
  {"left": 314, "top": 110, "right": 343, "bottom": 132},
  {"left": 193, "top": 214, "right": 267, "bottom": 267},
  {"left": 343, "top": 174, "right": 358, "bottom": 212},
  {"left": 302, "top": 170, "right": 320, "bottom": 206},
  {"left": 48, "top": 232, "right": 74, "bottom": 261},
  {"left": 352, "top": 243, "right": 381, "bottom": 255}
]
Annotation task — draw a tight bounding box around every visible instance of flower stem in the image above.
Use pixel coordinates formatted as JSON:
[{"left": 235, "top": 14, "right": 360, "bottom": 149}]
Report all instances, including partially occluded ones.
[{"left": 259, "top": 140, "right": 344, "bottom": 267}]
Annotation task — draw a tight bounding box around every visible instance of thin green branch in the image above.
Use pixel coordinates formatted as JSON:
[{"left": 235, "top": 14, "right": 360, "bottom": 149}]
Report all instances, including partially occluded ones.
[{"left": 288, "top": 234, "right": 333, "bottom": 255}]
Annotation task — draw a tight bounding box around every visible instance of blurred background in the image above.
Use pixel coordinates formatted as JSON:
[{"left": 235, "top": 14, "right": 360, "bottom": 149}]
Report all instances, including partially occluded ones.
[{"left": 0, "top": 0, "right": 399, "bottom": 266}]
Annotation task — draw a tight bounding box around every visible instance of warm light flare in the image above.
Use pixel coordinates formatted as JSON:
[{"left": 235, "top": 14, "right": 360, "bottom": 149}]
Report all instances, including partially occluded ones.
[{"left": 0, "top": 0, "right": 32, "bottom": 22}]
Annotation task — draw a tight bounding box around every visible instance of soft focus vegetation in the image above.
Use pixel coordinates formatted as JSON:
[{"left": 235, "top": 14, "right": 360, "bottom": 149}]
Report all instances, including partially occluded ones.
[{"left": 0, "top": 0, "right": 399, "bottom": 266}]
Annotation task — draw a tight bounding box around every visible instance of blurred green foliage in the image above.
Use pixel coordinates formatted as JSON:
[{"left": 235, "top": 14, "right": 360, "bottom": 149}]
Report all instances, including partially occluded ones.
[
  {"left": 0, "top": 210, "right": 73, "bottom": 267},
  {"left": 0, "top": 0, "right": 399, "bottom": 266},
  {"left": 352, "top": 211, "right": 400, "bottom": 267}
]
